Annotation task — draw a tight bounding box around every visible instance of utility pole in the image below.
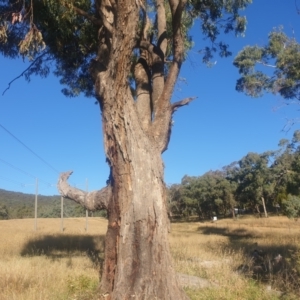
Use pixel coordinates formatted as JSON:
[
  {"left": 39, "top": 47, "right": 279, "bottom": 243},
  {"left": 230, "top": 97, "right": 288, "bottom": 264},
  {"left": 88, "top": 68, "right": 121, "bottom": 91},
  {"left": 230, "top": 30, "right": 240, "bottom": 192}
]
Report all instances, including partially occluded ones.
[
  {"left": 85, "top": 178, "right": 89, "bottom": 232},
  {"left": 34, "top": 178, "right": 38, "bottom": 231},
  {"left": 61, "top": 196, "right": 64, "bottom": 232}
]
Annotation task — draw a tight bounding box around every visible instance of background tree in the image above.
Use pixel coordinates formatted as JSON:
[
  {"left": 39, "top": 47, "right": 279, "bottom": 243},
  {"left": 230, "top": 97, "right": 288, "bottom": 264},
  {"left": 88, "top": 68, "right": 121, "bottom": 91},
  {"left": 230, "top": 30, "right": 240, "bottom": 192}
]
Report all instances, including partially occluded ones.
[
  {"left": 0, "top": 0, "right": 252, "bottom": 298},
  {"left": 0, "top": 203, "right": 9, "bottom": 219},
  {"left": 181, "top": 174, "right": 214, "bottom": 219},
  {"left": 167, "top": 183, "right": 185, "bottom": 219},
  {"left": 213, "top": 173, "right": 237, "bottom": 218},
  {"left": 270, "top": 131, "right": 300, "bottom": 207},
  {"left": 282, "top": 194, "right": 300, "bottom": 220},
  {"left": 177, "top": 171, "right": 237, "bottom": 220},
  {"left": 235, "top": 152, "right": 273, "bottom": 217},
  {"left": 234, "top": 28, "right": 300, "bottom": 100},
  {"left": 170, "top": 131, "right": 300, "bottom": 221}
]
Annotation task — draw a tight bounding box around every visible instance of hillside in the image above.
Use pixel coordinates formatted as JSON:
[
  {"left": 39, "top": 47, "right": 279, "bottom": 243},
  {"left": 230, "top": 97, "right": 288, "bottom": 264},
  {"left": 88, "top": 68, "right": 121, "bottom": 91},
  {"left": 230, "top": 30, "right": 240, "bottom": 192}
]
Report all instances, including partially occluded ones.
[{"left": 0, "top": 189, "right": 106, "bottom": 219}]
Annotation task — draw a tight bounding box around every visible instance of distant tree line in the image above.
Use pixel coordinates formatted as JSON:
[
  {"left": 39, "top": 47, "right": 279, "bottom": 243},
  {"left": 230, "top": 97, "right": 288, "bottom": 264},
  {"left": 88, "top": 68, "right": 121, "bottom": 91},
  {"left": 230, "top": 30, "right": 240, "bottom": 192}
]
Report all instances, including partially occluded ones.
[
  {"left": 3, "top": 129, "right": 300, "bottom": 222},
  {"left": 0, "top": 189, "right": 107, "bottom": 220},
  {"left": 168, "top": 130, "right": 300, "bottom": 221}
]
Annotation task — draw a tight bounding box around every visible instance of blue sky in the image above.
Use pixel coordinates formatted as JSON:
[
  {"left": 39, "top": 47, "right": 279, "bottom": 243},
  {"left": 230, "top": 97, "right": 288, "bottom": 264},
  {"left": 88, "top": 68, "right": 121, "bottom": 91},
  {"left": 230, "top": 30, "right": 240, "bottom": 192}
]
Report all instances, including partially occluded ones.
[{"left": 1, "top": 0, "right": 300, "bottom": 196}]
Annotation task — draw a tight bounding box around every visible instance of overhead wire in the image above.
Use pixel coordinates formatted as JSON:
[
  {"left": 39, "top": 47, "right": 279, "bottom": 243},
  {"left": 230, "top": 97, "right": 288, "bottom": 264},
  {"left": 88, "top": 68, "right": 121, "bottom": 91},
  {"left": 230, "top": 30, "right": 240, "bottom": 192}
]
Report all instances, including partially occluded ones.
[
  {"left": 0, "top": 157, "right": 54, "bottom": 186},
  {"left": 0, "top": 175, "right": 25, "bottom": 187},
  {"left": 0, "top": 123, "right": 60, "bottom": 174},
  {"left": 0, "top": 124, "right": 82, "bottom": 192}
]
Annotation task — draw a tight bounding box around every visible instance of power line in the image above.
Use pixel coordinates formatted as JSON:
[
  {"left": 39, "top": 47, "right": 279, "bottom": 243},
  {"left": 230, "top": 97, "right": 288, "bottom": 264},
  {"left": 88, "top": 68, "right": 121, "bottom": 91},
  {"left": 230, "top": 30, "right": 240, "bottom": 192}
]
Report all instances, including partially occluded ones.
[
  {"left": 0, "top": 175, "right": 25, "bottom": 187},
  {"left": 0, "top": 157, "right": 35, "bottom": 179},
  {"left": 0, "top": 123, "right": 60, "bottom": 174},
  {"left": 0, "top": 157, "right": 53, "bottom": 186}
]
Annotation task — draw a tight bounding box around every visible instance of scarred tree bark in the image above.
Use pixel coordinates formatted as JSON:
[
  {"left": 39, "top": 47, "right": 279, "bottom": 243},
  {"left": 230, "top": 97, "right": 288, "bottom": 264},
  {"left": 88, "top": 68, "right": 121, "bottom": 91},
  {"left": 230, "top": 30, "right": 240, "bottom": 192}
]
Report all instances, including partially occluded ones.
[{"left": 58, "top": 0, "right": 194, "bottom": 299}]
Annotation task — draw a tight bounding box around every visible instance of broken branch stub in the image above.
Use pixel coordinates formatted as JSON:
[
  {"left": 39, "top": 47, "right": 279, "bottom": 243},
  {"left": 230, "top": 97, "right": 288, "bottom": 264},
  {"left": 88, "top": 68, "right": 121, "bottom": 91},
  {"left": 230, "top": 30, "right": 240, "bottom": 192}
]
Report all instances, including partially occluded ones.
[{"left": 57, "top": 171, "right": 112, "bottom": 211}]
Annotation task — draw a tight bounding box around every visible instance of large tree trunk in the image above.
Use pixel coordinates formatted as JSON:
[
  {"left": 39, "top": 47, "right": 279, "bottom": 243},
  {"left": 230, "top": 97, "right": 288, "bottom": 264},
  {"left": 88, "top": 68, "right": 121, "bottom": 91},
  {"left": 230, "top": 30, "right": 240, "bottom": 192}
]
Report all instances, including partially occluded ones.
[
  {"left": 58, "top": 103, "right": 188, "bottom": 299},
  {"left": 100, "top": 96, "right": 186, "bottom": 299},
  {"left": 58, "top": 102, "right": 188, "bottom": 299},
  {"left": 58, "top": 0, "right": 189, "bottom": 298}
]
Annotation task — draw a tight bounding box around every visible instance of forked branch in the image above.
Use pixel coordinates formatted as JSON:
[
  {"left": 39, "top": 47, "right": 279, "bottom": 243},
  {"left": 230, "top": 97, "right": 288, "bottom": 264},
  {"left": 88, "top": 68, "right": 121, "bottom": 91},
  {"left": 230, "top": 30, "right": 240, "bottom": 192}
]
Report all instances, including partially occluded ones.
[{"left": 57, "top": 171, "right": 112, "bottom": 211}]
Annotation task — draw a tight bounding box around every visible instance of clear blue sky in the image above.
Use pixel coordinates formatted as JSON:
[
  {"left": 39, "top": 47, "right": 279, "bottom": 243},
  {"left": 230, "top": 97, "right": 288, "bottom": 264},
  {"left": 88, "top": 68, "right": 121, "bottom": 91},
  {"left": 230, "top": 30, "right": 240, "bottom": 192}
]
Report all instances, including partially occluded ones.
[{"left": 1, "top": 0, "right": 300, "bottom": 196}]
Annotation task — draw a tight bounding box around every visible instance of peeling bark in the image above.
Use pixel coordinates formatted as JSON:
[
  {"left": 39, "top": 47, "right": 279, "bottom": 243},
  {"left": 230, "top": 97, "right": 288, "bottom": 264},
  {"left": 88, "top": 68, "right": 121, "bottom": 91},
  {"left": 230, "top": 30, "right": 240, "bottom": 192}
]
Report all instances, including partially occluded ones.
[{"left": 57, "top": 0, "right": 192, "bottom": 298}]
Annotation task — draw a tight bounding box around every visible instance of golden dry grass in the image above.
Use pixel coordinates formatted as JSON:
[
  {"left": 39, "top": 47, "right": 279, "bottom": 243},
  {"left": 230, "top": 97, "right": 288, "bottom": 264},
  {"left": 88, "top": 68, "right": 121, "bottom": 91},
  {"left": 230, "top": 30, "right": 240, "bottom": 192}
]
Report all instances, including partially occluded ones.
[
  {"left": 170, "top": 217, "right": 300, "bottom": 300},
  {"left": 0, "top": 216, "right": 299, "bottom": 299},
  {"left": 0, "top": 218, "right": 107, "bottom": 300}
]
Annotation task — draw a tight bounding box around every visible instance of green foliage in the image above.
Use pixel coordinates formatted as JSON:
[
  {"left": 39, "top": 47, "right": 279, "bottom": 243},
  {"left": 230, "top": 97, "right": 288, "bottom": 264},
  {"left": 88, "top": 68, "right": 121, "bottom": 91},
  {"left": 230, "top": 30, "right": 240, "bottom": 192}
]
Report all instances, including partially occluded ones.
[
  {"left": 0, "top": 0, "right": 98, "bottom": 97},
  {"left": 234, "top": 28, "right": 300, "bottom": 99},
  {"left": 282, "top": 194, "right": 300, "bottom": 220},
  {"left": 0, "top": 203, "right": 8, "bottom": 219},
  {"left": 0, "top": 189, "right": 102, "bottom": 219},
  {"left": 170, "top": 170, "right": 237, "bottom": 219},
  {"left": 0, "top": 0, "right": 252, "bottom": 97},
  {"left": 168, "top": 130, "right": 300, "bottom": 220},
  {"left": 235, "top": 152, "right": 274, "bottom": 212},
  {"left": 189, "top": 0, "right": 251, "bottom": 64}
]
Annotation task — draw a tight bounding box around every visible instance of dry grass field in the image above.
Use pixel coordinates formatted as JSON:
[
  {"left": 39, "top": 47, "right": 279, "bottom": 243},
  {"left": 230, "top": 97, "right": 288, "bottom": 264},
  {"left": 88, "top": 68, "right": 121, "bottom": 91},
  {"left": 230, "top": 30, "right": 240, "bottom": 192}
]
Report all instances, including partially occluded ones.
[{"left": 0, "top": 216, "right": 299, "bottom": 300}]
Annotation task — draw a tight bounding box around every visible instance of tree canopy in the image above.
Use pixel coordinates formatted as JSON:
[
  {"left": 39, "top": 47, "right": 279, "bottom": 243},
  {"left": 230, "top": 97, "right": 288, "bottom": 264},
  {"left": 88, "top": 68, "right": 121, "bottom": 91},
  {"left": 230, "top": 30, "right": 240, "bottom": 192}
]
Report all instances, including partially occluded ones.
[
  {"left": 1, "top": 0, "right": 251, "bottom": 97},
  {"left": 234, "top": 28, "right": 300, "bottom": 100}
]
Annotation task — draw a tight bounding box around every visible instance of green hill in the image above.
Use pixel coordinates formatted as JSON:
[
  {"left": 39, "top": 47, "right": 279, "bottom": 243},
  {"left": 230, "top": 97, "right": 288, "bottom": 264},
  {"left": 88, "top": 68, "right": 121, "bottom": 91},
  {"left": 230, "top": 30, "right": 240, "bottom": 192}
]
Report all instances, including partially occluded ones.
[{"left": 0, "top": 189, "right": 106, "bottom": 219}]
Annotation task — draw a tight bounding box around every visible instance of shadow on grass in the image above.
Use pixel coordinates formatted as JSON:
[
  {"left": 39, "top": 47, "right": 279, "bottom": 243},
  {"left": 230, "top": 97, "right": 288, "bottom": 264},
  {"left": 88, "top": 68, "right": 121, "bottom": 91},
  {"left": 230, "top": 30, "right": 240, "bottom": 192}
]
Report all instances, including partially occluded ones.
[
  {"left": 198, "top": 225, "right": 299, "bottom": 253},
  {"left": 21, "top": 234, "right": 105, "bottom": 268},
  {"left": 198, "top": 226, "right": 254, "bottom": 239},
  {"left": 197, "top": 225, "right": 300, "bottom": 296}
]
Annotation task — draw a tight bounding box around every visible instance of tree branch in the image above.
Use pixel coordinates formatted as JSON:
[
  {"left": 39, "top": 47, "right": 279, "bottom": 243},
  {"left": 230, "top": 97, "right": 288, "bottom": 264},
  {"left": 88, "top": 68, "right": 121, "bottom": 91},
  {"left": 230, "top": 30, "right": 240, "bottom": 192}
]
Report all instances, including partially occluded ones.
[
  {"left": 62, "top": 2, "right": 113, "bottom": 34},
  {"left": 151, "top": 0, "right": 187, "bottom": 152},
  {"left": 57, "top": 171, "right": 112, "bottom": 211},
  {"left": 71, "top": 5, "right": 103, "bottom": 26},
  {"left": 135, "top": 55, "right": 152, "bottom": 131},
  {"left": 2, "top": 52, "right": 48, "bottom": 96},
  {"left": 172, "top": 96, "right": 197, "bottom": 113},
  {"left": 156, "top": 0, "right": 187, "bottom": 104},
  {"left": 256, "top": 60, "right": 276, "bottom": 68},
  {"left": 151, "top": 0, "right": 167, "bottom": 112}
]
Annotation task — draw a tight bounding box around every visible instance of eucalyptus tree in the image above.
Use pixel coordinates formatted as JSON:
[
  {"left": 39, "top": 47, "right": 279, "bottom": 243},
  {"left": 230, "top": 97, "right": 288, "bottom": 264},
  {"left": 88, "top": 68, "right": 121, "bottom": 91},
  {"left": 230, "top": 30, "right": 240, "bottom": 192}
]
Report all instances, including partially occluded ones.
[
  {"left": 271, "top": 138, "right": 295, "bottom": 202},
  {"left": 213, "top": 174, "right": 237, "bottom": 218},
  {"left": 282, "top": 194, "right": 300, "bottom": 220},
  {"left": 265, "top": 131, "right": 300, "bottom": 217},
  {"left": 180, "top": 171, "right": 236, "bottom": 219},
  {"left": 235, "top": 152, "right": 273, "bottom": 217},
  {"left": 181, "top": 174, "right": 214, "bottom": 219},
  {"left": 275, "top": 131, "right": 300, "bottom": 197},
  {"left": 168, "top": 183, "right": 185, "bottom": 218},
  {"left": 234, "top": 28, "right": 300, "bottom": 100},
  {"left": 0, "top": 0, "right": 252, "bottom": 298}
]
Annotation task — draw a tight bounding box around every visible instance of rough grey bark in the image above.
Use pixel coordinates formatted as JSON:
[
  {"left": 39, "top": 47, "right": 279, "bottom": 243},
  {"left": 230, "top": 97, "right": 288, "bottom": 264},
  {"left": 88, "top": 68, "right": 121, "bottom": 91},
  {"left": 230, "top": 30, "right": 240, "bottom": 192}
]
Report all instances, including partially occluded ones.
[{"left": 58, "top": 0, "right": 194, "bottom": 299}]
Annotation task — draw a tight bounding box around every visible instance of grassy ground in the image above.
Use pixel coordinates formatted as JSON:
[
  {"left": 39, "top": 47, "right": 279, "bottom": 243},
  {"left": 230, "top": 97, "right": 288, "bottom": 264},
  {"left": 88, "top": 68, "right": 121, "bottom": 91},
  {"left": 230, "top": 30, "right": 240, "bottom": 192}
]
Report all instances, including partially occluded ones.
[{"left": 0, "top": 216, "right": 299, "bottom": 299}]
